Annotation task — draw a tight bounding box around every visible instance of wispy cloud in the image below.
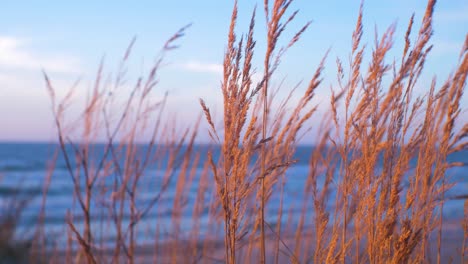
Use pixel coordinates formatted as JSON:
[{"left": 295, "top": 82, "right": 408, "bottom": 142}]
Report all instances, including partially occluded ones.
[
  {"left": 431, "top": 40, "right": 464, "bottom": 56},
  {"left": 178, "top": 61, "right": 223, "bottom": 75},
  {"left": 436, "top": 6, "right": 468, "bottom": 24},
  {"left": 0, "top": 36, "right": 81, "bottom": 74}
]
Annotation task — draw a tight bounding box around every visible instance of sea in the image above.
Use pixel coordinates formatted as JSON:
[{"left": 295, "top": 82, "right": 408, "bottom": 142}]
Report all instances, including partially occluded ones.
[{"left": 0, "top": 142, "right": 467, "bottom": 248}]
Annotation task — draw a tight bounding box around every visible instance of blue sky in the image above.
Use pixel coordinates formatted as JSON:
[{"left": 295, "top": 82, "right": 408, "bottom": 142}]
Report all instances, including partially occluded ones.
[{"left": 0, "top": 0, "right": 467, "bottom": 142}]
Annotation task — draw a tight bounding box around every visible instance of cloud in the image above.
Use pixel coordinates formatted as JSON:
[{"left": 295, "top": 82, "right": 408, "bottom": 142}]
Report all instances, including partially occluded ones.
[
  {"left": 436, "top": 6, "right": 468, "bottom": 24},
  {"left": 177, "top": 61, "right": 267, "bottom": 86},
  {"left": 0, "top": 36, "right": 81, "bottom": 74},
  {"left": 431, "top": 40, "right": 464, "bottom": 56},
  {"left": 178, "top": 61, "right": 223, "bottom": 74}
]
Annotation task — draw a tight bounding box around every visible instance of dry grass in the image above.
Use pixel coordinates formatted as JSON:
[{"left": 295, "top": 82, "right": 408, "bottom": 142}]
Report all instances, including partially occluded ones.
[
  {"left": 200, "top": 0, "right": 467, "bottom": 263},
  {"left": 43, "top": 25, "right": 206, "bottom": 263},
  {"left": 1, "top": 0, "right": 463, "bottom": 263}
]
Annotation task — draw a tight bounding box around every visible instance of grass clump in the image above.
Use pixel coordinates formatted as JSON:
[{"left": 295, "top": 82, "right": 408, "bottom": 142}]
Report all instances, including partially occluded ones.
[{"left": 33, "top": 0, "right": 468, "bottom": 263}]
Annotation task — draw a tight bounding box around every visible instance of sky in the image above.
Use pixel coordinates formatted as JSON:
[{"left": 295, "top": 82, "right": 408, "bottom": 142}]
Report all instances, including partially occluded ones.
[{"left": 0, "top": 0, "right": 467, "bottom": 142}]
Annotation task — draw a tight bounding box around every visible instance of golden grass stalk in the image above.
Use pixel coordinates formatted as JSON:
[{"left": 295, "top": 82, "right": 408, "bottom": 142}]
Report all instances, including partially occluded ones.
[
  {"left": 35, "top": 0, "right": 468, "bottom": 263},
  {"left": 45, "top": 25, "right": 201, "bottom": 263}
]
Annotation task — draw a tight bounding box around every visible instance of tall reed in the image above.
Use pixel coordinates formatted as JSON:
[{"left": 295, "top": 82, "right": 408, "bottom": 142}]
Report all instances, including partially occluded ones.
[
  {"left": 36, "top": 0, "right": 468, "bottom": 263},
  {"left": 44, "top": 25, "right": 203, "bottom": 263},
  {"left": 295, "top": 0, "right": 468, "bottom": 262}
]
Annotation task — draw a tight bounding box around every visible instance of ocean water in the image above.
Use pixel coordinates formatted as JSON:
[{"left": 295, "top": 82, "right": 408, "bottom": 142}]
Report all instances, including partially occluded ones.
[{"left": 0, "top": 143, "right": 467, "bottom": 247}]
